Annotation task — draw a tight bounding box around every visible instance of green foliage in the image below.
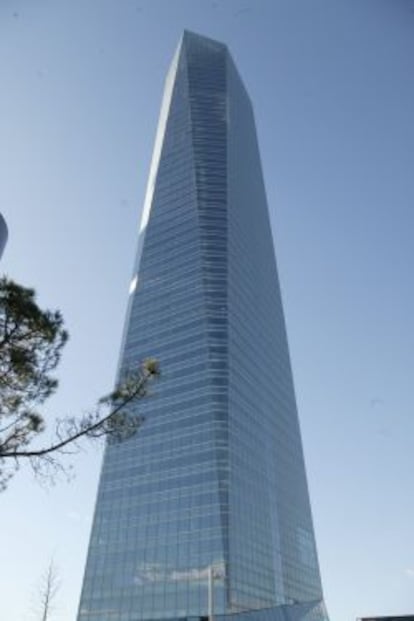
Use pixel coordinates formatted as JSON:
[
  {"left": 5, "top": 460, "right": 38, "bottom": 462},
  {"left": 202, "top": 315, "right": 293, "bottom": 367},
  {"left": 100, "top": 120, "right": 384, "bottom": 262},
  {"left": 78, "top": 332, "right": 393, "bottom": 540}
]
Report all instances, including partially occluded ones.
[
  {"left": 0, "top": 278, "right": 67, "bottom": 475},
  {"left": 0, "top": 277, "right": 158, "bottom": 489}
]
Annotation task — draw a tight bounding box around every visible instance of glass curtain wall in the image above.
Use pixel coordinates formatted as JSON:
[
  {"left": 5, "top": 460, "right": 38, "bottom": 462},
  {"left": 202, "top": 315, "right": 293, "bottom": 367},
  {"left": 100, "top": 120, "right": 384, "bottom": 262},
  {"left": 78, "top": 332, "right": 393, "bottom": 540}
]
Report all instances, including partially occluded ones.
[{"left": 77, "top": 31, "right": 328, "bottom": 621}]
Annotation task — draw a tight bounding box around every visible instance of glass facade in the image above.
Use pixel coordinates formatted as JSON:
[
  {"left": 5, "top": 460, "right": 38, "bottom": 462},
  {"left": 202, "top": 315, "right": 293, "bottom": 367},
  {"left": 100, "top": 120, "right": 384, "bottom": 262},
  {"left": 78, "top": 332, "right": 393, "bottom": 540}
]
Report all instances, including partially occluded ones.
[{"left": 77, "top": 32, "right": 328, "bottom": 621}]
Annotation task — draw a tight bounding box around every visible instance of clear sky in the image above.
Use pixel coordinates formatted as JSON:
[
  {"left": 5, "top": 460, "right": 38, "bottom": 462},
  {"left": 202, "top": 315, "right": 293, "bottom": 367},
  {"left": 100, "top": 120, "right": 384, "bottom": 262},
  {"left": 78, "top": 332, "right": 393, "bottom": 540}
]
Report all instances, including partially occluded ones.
[{"left": 1, "top": 1, "right": 414, "bottom": 619}]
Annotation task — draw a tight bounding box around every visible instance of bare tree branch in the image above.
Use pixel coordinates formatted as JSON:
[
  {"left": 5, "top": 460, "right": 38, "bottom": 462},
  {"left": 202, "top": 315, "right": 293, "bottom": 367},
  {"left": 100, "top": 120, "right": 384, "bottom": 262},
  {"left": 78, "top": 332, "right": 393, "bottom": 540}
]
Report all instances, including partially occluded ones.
[
  {"left": 2, "top": 363, "right": 155, "bottom": 459},
  {"left": 32, "top": 560, "right": 60, "bottom": 621}
]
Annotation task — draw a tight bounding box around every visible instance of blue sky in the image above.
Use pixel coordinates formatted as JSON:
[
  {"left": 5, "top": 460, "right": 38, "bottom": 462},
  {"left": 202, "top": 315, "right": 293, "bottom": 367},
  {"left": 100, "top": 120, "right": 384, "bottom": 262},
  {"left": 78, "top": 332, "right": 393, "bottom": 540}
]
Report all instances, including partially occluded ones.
[{"left": 1, "top": 1, "right": 414, "bottom": 619}]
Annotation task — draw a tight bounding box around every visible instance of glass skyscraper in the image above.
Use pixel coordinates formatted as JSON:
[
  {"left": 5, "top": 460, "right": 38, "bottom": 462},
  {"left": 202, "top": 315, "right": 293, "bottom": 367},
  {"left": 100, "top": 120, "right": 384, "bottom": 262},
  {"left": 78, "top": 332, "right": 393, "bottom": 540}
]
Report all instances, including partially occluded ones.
[{"left": 77, "top": 31, "right": 328, "bottom": 621}]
